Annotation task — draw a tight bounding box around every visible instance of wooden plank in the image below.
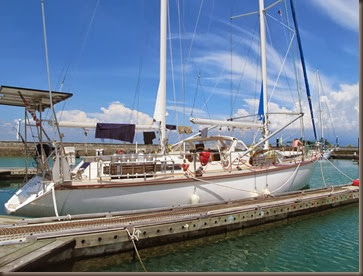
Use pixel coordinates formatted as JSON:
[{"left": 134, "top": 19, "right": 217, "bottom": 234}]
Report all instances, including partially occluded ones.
[
  {"left": 0, "top": 239, "right": 55, "bottom": 268},
  {"left": 0, "top": 237, "right": 75, "bottom": 272},
  {"left": 0, "top": 215, "right": 23, "bottom": 226},
  {"left": 0, "top": 243, "right": 28, "bottom": 259}
]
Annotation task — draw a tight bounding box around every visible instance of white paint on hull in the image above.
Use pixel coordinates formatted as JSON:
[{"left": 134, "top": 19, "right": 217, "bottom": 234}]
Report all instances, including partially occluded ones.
[{"left": 7, "top": 161, "right": 317, "bottom": 217}]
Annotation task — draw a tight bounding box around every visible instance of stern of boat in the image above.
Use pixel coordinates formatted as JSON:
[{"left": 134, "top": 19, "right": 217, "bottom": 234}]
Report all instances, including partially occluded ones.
[{"left": 4, "top": 174, "right": 54, "bottom": 215}]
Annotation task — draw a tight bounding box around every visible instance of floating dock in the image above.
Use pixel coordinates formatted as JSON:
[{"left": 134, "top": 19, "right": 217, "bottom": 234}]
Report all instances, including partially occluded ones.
[
  {"left": 0, "top": 168, "right": 37, "bottom": 180},
  {"left": 0, "top": 183, "right": 359, "bottom": 272}
]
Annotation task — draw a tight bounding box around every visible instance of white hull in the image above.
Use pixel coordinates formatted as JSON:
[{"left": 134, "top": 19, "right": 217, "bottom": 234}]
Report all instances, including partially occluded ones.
[
  {"left": 5, "top": 161, "right": 316, "bottom": 217},
  {"left": 322, "top": 149, "right": 333, "bottom": 159}
]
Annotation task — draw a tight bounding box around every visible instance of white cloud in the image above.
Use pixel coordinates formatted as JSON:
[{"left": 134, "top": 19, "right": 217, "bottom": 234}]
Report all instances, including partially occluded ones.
[
  {"left": 308, "top": 0, "right": 358, "bottom": 32},
  {"left": 328, "top": 82, "right": 359, "bottom": 128},
  {"left": 57, "top": 101, "right": 154, "bottom": 127}
]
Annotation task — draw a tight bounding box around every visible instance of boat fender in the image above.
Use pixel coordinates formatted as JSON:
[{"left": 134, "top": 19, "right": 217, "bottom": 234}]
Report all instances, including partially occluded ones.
[
  {"left": 352, "top": 179, "right": 359, "bottom": 186},
  {"left": 180, "top": 163, "right": 190, "bottom": 171},
  {"left": 190, "top": 193, "right": 200, "bottom": 204},
  {"left": 199, "top": 151, "right": 211, "bottom": 166},
  {"left": 195, "top": 166, "right": 204, "bottom": 177}
]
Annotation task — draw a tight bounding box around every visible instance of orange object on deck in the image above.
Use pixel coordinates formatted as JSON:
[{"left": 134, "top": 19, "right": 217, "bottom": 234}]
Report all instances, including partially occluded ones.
[
  {"left": 352, "top": 179, "right": 359, "bottom": 186},
  {"left": 199, "top": 152, "right": 211, "bottom": 166}
]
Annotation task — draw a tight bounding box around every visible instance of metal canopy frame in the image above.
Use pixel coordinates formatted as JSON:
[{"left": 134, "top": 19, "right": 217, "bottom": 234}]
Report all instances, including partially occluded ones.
[{"left": 0, "top": 85, "right": 73, "bottom": 111}]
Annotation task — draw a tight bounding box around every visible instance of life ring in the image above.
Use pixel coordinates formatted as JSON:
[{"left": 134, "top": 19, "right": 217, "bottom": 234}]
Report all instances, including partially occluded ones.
[{"left": 117, "top": 149, "right": 124, "bottom": 154}]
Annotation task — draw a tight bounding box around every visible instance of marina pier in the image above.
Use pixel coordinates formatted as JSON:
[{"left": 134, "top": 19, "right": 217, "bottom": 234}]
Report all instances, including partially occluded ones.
[{"left": 0, "top": 183, "right": 359, "bottom": 272}]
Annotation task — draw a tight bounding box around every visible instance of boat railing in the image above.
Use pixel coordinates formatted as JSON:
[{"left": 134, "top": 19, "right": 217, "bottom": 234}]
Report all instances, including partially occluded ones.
[{"left": 91, "top": 153, "right": 177, "bottom": 180}]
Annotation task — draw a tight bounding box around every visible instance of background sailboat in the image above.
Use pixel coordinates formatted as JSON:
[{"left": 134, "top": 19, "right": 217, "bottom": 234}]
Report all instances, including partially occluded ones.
[{"left": 314, "top": 69, "right": 339, "bottom": 159}]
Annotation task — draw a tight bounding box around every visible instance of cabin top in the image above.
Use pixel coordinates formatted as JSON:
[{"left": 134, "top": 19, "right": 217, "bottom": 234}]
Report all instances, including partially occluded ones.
[{"left": 0, "top": 85, "right": 73, "bottom": 111}]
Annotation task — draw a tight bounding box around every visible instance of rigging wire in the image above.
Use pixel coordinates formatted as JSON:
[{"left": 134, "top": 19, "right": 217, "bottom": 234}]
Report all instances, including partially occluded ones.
[
  {"left": 167, "top": 1, "right": 180, "bottom": 140},
  {"left": 190, "top": 72, "right": 201, "bottom": 118},
  {"left": 77, "top": 0, "right": 100, "bottom": 68},
  {"left": 177, "top": 0, "right": 186, "bottom": 127},
  {"left": 264, "top": 12, "right": 296, "bottom": 110},
  {"left": 177, "top": 0, "right": 204, "bottom": 128},
  {"left": 129, "top": 57, "right": 143, "bottom": 125},
  {"left": 59, "top": 0, "right": 100, "bottom": 101},
  {"left": 230, "top": 16, "right": 233, "bottom": 119},
  {"left": 230, "top": 17, "right": 259, "bottom": 115},
  {"left": 185, "top": 0, "right": 204, "bottom": 70},
  {"left": 43, "top": 0, "right": 100, "bottom": 139},
  {"left": 317, "top": 72, "right": 337, "bottom": 140},
  {"left": 190, "top": 72, "right": 212, "bottom": 121},
  {"left": 206, "top": 0, "right": 215, "bottom": 34},
  {"left": 279, "top": 0, "right": 305, "bottom": 138}
]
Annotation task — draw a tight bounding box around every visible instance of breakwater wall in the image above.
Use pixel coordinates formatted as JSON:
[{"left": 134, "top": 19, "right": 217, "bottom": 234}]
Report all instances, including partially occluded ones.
[
  {"left": 0, "top": 141, "right": 159, "bottom": 157},
  {"left": 0, "top": 141, "right": 359, "bottom": 159},
  {"left": 331, "top": 147, "right": 359, "bottom": 160}
]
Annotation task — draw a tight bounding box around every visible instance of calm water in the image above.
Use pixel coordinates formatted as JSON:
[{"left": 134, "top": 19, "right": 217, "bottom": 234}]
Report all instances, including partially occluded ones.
[{"left": 0, "top": 158, "right": 360, "bottom": 272}]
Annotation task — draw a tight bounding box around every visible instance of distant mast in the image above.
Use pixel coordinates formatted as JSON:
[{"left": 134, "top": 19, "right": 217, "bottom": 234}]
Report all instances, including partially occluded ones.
[
  {"left": 258, "top": 0, "right": 269, "bottom": 149},
  {"left": 153, "top": 0, "right": 167, "bottom": 153},
  {"left": 316, "top": 70, "right": 324, "bottom": 142}
]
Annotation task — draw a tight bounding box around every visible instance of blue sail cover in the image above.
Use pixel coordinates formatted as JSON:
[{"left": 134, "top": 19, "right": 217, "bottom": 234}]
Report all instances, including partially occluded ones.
[
  {"left": 95, "top": 123, "right": 135, "bottom": 143},
  {"left": 290, "top": 0, "right": 317, "bottom": 141},
  {"left": 257, "top": 83, "right": 265, "bottom": 122}
]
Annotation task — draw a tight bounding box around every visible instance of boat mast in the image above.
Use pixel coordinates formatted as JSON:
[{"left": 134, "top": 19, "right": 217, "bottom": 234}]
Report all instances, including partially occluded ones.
[
  {"left": 154, "top": 0, "right": 167, "bottom": 153},
  {"left": 40, "top": 0, "right": 66, "bottom": 182},
  {"left": 258, "top": 0, "right": 269, "bottom": 150},
  {"left": 290, "top": 0, "right": 317, "bottom": 141}
]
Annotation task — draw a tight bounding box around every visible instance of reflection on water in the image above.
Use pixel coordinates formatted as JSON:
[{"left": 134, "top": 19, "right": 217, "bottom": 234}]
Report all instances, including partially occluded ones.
[{"left": 39, "top": 203, "right": 358, "bottom": 272}]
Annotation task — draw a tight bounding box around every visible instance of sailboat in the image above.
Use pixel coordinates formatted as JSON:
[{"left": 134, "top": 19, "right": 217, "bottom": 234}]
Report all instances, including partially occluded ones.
[
  {"left": 3, "top": 0, "right": 320, "bottom": 218},
  {"left": 315, "top": 69, "right": 339, "bottom": 159}
]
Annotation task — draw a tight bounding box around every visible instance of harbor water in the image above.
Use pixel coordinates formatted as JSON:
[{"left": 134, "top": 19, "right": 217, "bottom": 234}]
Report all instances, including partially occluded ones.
[{"left": 0, "top": 158, "right": 360, "bottom": 272}]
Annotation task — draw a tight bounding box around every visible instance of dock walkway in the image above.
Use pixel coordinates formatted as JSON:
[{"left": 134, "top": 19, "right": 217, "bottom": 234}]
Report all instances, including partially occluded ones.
[
  {"left": 0, "top": 168, "right": 37, "bottom": 180},
  {"left": 0, "top": 183, "right": 359, "bottom": 272}
]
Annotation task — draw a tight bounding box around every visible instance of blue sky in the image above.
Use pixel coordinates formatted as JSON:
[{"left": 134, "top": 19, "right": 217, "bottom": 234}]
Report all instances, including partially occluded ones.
[{"left": 0, "top": 0, "right": 359, "bottom": 146}]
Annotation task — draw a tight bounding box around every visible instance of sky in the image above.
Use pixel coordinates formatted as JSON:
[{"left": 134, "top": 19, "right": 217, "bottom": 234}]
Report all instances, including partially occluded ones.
[{"left": 0, "top": 0, "right": 359, "bottom": 146}]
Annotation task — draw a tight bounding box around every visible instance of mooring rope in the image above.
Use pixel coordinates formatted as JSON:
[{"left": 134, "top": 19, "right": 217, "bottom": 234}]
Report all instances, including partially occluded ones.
[
  {"left": 319, "top": 160, "right": 327, "bottom": 187},
  {"left": 125, "top": 228, "right": 147, "bottom": 272},
  {"left": 323, "top": 156, "right": 354, "bottom": 181},
  {"left": 51, "top": 185, "right": 60, "bottom": 219},
  {"left": 269, "top": 163, "right": 301, "bottom": 194}
]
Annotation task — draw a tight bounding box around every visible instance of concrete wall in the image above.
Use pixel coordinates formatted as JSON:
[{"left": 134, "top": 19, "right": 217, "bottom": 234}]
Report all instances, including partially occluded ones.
[
  {"left": 0, "top": 141, "right": 159, "bottom": 157},
  {"left": 0, "top": 141, "right": 359, "bottom": 159},
  {"left": 331, "top": 147, "right": 359, "bottom": 160}
]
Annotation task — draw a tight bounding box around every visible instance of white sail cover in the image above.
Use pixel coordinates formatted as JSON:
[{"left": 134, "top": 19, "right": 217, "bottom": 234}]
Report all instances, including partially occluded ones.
[
  {"left": 190, "top": 117, "right": 263, "bottom": 129},
  {"left": 47, "top": 121, "right": 158, "bottom": 130}
]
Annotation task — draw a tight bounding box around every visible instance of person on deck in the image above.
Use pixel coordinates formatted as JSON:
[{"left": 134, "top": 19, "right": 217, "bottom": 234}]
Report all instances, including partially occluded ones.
[{"left": 292, "top": 138, "right": 303, "bottom": 149}]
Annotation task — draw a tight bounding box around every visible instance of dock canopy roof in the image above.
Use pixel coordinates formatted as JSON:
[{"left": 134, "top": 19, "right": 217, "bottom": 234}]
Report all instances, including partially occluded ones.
[{"left": 0, "top": 85, "right": 73, "bottom": 111}]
